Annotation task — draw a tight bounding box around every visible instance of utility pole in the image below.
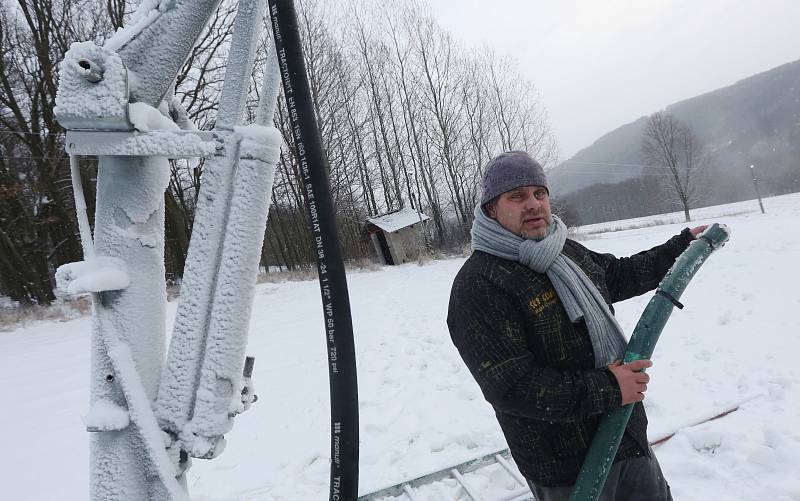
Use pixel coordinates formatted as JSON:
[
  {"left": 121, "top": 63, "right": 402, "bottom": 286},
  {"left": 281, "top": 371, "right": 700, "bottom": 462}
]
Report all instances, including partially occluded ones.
[{"left": 749, "top": 164, "right": 766, "bottom": 214}]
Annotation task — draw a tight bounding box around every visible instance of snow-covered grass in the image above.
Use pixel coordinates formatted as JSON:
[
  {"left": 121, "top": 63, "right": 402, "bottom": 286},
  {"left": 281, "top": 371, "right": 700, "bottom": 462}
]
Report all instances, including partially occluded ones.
[
  {"left": 0, "top": 262, "right": 380, "bottom": 332},
  {"left": 256, "top": 258, "right": 383, "bottom": 285},
  {"left": 0, "top": 295, "right": 18, "bottom": 310},
  {"left": 0, "top": 296, "right": 92, "bottom": 332},
  {"left": 1, "top": 193, "right": 798, "bottom": 500},
  {"left": 571, "top": 197, "right": 770, "bottom": 236}
]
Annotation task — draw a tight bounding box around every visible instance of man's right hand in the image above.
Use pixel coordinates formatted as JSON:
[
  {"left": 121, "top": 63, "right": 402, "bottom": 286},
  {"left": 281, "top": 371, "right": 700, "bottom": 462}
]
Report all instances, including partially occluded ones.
[{"left": 608, "top": 359, "right": 652, "bottom": 405}]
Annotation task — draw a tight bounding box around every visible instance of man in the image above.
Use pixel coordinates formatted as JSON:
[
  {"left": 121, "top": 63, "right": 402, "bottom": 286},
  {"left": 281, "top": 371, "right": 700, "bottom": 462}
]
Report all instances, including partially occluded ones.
[{"left": 447, "top": 151, "right": 707, "bottom": 501}]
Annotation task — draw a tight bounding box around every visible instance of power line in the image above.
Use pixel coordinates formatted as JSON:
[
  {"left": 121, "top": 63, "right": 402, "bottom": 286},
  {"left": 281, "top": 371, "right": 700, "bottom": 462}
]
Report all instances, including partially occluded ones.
[
  {"left": 557, "top": 160, "right": 713, "bottom": 176},
  {"left": 562, "top": 160, "right": 656, "bottom": 168},
  {"left": 552, "top": 169, "right": 705, "bottom": 178},
  {"left": 560, "top": 160, "right": 670, "bottom": 172}
]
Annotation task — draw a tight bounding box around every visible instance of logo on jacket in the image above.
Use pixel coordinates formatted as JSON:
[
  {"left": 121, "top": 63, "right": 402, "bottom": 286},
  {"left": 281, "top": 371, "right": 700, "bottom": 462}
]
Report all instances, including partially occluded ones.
[{"left": 528, "top": 288, "right": 558, "bottom": 315}]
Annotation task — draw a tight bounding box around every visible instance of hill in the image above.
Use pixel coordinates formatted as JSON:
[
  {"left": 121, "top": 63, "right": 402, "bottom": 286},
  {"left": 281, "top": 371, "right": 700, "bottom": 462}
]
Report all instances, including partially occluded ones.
[{"left": 550, "top": 59, "right": 800, "bottom": 224}]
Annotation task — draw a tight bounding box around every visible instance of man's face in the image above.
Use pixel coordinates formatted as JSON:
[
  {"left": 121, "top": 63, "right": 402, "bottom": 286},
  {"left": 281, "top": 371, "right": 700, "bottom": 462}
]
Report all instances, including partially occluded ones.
[{"left": 486, "top": 185, "right": 551, "bottom": 239}]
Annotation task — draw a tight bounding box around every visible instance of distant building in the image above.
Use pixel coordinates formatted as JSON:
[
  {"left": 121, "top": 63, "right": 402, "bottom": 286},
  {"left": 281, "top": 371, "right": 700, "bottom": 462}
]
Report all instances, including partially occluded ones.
[{"left": 365, "top": 207, "right": 430, "bottom": 265}]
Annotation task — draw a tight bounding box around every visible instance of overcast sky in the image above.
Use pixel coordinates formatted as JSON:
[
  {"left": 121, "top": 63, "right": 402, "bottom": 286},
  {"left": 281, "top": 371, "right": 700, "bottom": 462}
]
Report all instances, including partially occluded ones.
[{"left": 427, "top": 0, "right": 800, "bottom": 160}]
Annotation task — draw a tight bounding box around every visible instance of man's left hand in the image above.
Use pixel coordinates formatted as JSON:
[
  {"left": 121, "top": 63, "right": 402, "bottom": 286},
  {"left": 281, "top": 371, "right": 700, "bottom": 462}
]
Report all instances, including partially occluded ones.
[{"left": 690, "top": 225, "right": 709, "bottom": 238}]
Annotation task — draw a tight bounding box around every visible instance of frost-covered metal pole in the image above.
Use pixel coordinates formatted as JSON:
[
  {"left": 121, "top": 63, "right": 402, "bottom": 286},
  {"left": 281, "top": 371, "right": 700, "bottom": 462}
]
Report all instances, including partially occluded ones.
[
  {"left": 90, "top": 156, "right": 177, "bottom": 499},
  {"left": 155, "top": 0, "right": 278, "bottom": 460},
  {"left": 55, "top": 1, "right": 222, "bottom": 498},
  {"left": 57, "top": 0, "right": 284, "bottom": 496}
]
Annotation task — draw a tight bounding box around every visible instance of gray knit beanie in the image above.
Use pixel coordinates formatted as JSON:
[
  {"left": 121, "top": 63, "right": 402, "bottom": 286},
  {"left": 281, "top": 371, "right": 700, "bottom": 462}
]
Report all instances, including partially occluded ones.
[{"left": 480, "top": 151, "right": 548, "bottom": 206}]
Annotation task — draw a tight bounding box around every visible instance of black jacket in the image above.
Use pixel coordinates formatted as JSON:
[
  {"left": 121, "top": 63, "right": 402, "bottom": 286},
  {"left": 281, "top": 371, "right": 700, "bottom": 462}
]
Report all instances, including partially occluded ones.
[{"left": 447, "top": 229, "right": 694, "bottom": 486}]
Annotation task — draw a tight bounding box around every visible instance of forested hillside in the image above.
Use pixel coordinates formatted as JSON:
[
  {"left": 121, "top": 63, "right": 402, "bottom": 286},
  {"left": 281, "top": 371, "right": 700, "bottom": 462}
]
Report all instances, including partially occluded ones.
[{"left": 550, "top": 59, "right": 800, "bottom": 225}]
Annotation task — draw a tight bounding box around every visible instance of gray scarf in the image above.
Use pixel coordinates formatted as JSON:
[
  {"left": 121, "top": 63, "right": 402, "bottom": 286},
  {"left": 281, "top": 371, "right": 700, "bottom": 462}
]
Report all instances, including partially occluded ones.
[{"left": 470, "top": 204, "right": 627, "bottom": 368}]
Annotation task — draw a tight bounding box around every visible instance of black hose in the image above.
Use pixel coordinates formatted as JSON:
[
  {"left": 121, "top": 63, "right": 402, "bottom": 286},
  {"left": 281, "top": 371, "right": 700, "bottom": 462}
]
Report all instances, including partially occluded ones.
[{"left": 267, "top": 1, "right": 360, "bottom": 499}]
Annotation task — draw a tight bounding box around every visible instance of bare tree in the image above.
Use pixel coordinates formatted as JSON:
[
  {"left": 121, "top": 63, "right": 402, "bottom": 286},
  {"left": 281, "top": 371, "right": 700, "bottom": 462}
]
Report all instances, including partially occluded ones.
[
  {"left": 413, "top": 16, "right": 472, "bottom": 240},
  {"left": 641, "top": 112, "right": 709, "bottom": 222}
]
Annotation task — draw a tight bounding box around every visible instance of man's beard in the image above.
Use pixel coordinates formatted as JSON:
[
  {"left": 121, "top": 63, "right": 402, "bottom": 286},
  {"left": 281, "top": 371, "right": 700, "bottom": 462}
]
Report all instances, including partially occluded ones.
[{"left": 521, "top": 216, "right": 552, "bottom": 241}]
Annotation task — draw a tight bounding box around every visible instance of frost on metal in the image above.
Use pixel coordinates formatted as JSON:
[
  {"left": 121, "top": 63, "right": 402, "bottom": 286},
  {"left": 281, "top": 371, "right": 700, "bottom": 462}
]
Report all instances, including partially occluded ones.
[
  {"left": 237, "top": 124, "right": 281, "bottom": 159},
  {"left": 156, "top": 125, "right": 281, "bottom": 457},
  {"left": 57, "top": 0, "right": 282, "bottom": 494},
  {"left": 155, "top": 0, "right": 278, "bottom": 458},
  {"left": 54, "top": 42, "right": 130, "bottom": 131},
  {"left": 256, "top": 46, "right": 281, "bottom": 125},
  {"left": 105, "top": 0, "right": 173, "bottom": 52},
  {"left": 215, "top": 0, "right": 266, "bottom": 130},
  {"left": 101, "top": 320, "right": 189, "bottom": 501},
  {"left": 85, "top": 398, "right": 130, "bottom": 432},
  {"left": 66, "top": 130, "right": 217, "bottom": 158},
  {"left": 154, "top": 132, "right": 242, "bottom": 438},
  {"left": 55, "top": 257, "right": 130, "bottom": 295},
  {"left": 186, "top": 126, "right": 280, "bottom": 448},
  {"left": 110, "top": 0, "right": 225, "bottom": 107},
  {"left": 91, "top": 154, "right": 170, "bottom": 396},
  {"left": 117, "top": 131, "right": 216, "bottom": 157},
  {"left": 89, "top": 154, "right": 173, "bottom": 499},
  {"left": 129, "top": 102, "right": 180, "bottom": 131},
  {"left": 169, "top": 97, "right": 197, "bottom": 131}
]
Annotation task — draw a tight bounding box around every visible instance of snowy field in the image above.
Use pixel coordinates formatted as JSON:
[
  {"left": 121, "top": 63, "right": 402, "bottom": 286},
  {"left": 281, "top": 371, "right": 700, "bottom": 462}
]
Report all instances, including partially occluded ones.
[{"left": 1, "top": 193, "right": 799, "bottom": 500}]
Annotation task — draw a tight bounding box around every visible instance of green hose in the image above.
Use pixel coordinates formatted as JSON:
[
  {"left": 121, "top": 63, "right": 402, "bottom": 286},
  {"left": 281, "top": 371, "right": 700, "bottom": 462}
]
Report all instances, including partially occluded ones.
[{"left": 569, "top": 223, "right": 731, "bottom": 501}]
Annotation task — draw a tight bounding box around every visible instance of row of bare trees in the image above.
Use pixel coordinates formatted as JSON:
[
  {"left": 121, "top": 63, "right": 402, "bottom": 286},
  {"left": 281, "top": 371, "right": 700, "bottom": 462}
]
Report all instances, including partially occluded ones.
[
  {"left": 1, "top": 0, "right": 557, "bottom": 304},
  {"left": 0, "top": 0, "right": 120, "bottom": 304}
]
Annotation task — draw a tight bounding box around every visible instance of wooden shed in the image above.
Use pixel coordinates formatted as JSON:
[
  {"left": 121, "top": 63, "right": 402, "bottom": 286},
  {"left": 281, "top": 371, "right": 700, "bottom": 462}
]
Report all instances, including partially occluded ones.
[{"left": 365, "top": 207, "right": 430, "bottom": 265}]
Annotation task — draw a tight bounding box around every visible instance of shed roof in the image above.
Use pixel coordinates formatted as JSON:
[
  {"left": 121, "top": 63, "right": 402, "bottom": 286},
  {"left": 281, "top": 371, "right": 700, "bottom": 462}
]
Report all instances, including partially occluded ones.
[{"left": 366, "top": 207, "right": 430, "bottom": 233}]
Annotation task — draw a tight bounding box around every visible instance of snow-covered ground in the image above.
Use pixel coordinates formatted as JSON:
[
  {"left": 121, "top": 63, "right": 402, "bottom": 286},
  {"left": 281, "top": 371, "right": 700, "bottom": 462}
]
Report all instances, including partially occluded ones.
[{"left": 1, "top": 193, "right": 798, "bottom": 500}]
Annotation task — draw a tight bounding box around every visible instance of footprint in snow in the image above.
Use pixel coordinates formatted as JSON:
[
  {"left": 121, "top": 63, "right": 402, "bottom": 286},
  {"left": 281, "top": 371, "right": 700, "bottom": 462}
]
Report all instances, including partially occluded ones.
[
  {"left": 717, "top": 310, "right": 734, "bottom": 325},
  {"left": 695, "top": 350, "right": 712, "bottom": 362}
]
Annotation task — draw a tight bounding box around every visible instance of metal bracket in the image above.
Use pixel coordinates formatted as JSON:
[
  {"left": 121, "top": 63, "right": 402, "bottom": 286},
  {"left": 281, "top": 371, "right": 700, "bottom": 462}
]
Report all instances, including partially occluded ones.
[{"left": 66, "top": 130, "right": 219, "bottom": 158}]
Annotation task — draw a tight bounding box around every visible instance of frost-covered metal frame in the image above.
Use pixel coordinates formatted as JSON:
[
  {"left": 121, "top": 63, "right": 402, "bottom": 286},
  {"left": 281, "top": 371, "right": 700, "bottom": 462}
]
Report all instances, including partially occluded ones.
[{"left": 54, "top": 0, "right": 282, "bottom": 498}]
